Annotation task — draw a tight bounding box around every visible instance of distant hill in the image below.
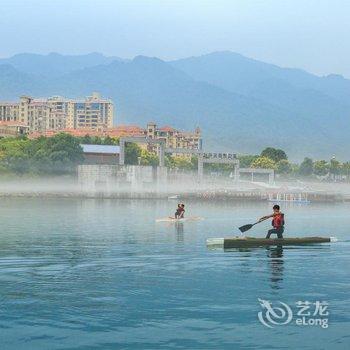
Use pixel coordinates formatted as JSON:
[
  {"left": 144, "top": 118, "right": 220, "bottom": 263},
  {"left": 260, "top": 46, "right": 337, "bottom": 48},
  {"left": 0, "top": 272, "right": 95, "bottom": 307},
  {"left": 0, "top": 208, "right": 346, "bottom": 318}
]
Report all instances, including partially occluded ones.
[
  {"left": 0, "top": 52, "right": 124, "bottom": 77},
  {"left": 0, "top": 52, "right": 349, "bottom": 160},
  {"left": 171, "top": 51, "right": 350, "bottom": 105}
]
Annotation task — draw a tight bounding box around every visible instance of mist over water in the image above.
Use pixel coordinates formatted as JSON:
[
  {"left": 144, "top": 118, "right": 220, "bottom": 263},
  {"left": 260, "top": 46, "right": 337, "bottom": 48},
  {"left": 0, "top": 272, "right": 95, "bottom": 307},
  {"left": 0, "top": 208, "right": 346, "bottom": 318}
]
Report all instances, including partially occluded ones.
[
  {"left": 1, "top": 175, "right": 350, "bottom": 198},
  {"left": 0, "top": 198, "right": 349, "bottom": 349}
]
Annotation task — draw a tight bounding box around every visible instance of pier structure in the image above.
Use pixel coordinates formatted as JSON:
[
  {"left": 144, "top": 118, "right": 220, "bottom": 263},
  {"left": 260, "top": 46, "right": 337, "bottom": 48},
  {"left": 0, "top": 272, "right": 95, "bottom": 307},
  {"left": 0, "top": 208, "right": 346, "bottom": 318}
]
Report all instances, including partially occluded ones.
[
  {"left": 239, "top": 167, "right": 275, "bottom": 184},
  {"left": 198, "top": 152, "right": 239, "bottom": 182}
]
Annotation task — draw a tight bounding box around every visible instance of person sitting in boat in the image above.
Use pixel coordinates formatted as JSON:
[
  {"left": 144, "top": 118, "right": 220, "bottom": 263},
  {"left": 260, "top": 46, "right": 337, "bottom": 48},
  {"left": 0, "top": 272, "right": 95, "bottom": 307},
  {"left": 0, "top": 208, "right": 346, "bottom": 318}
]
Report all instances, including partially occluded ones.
[
  {"left": 258, "top": 204, "right": 285, "bottom": 239},
  {"left": 175, "top": 204, "right": 185, "bottom": 219}
]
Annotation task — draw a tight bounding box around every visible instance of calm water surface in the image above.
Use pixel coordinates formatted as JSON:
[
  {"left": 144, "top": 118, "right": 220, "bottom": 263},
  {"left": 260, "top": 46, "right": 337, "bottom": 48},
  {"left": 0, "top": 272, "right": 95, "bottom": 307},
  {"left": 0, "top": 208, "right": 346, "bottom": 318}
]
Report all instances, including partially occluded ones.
[{"left": 0, "top": 198, "right": 350, "bottom": 349}]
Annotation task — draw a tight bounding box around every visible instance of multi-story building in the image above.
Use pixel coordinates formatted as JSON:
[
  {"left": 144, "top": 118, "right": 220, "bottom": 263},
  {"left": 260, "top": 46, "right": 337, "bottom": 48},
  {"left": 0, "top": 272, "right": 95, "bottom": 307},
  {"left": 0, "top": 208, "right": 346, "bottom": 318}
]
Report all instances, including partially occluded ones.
[
  {"left": 146, "top": 122, "right": 202, "bottom": 150},
  {"left": 0, "top": 92, "right": 114, "bottom": 133},
  {"left": 0, "top": 95, "right": 200, "bottom": 152},
  {"left": 28, "top": 122, "right": 202, "bottom": 153},
  {"left": 0, "top": 102, "right": 20, "bottom": 122},
  {"left": 66, "top": 92, "right": 114, "bottom": 129}
]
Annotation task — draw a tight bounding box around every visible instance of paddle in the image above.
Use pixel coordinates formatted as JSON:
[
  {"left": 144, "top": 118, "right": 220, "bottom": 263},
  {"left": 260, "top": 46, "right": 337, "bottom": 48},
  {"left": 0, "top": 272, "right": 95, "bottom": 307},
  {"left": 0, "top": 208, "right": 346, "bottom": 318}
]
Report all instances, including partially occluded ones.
[{"left": 239, "top": 218, "right": 267, "bottom": 233}]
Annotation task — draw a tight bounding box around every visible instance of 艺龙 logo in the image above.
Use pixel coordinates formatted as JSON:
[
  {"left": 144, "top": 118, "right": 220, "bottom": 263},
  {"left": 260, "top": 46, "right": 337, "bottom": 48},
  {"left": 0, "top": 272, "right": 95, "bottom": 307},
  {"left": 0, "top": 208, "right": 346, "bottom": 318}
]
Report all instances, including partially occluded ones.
[
  {"left": 258, "top": 298, "right": 329, "bottom": 328},
  {"left": 258, "top": 298, "right": 293, "bottom": 328}
]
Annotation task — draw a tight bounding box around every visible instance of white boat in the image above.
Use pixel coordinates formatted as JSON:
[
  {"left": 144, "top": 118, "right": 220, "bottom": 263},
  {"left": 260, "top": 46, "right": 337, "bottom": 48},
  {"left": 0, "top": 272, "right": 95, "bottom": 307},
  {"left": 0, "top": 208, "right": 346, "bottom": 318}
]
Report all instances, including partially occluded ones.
[{"left": 168, "top": 195, "right": 179, "bottom": 200}]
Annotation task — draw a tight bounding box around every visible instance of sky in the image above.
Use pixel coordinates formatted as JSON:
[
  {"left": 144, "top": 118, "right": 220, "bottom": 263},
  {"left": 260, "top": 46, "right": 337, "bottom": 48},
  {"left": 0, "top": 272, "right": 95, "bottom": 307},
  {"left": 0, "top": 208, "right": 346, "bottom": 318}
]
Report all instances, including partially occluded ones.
[{"left": 1, "top": 0, "right": 349, "bottom": 77}]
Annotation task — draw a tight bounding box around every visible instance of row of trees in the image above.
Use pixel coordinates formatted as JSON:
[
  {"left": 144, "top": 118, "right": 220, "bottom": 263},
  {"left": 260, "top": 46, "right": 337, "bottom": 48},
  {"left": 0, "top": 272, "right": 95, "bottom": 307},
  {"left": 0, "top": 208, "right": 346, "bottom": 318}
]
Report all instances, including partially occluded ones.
[
  {"left": 0, "top": 134, "right": 198, "bottom": 175},
  {"left": 240, "top": 147, "right": 349, "bottom": 178},
  {"left": 0, "top": 134, "right": 347, "bottom": 179},
  {"left": 124, "top": 144, "right": 350, "bottom": 178},
  {"left": 0, "top": 134, "right": 84, "bottom": 175},
  {"left": 298, "top": 157, "right": 349, "bottom": 177}
]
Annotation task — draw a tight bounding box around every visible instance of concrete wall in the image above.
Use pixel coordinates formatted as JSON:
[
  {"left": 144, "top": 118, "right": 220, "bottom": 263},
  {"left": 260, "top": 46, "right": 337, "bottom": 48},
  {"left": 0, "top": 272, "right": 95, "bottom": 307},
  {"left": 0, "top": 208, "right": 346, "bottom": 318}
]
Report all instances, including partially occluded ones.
[{"left": 77, "top": 164, "right": 168, "bottom": 192}]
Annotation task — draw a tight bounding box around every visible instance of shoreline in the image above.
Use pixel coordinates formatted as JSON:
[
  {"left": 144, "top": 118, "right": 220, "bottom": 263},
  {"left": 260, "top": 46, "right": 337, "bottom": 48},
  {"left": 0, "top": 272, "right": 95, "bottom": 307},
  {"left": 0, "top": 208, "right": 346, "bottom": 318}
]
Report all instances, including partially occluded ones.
[{"left": 0, "top": 189, "right": 344, "bottom": 202}]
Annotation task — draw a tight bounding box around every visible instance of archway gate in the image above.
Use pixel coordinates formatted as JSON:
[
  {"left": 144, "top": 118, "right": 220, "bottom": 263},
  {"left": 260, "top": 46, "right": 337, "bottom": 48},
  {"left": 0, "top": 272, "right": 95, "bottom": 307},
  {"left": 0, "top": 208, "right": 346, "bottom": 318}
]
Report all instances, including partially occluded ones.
[
  {"left": 118, "top": 136, "right": 242, "bottom": 181},
  {"left": 119, "top": 137, "right": 166, "bottom": 166}
]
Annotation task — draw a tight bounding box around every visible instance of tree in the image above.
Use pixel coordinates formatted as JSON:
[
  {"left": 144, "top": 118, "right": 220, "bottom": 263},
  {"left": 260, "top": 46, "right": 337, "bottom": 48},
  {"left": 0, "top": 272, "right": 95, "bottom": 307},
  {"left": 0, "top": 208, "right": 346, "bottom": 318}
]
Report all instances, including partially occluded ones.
[
  {"left": 204, "top": 162, "right": 232, "bottom": 173},
  {"left": 190, "top": 155, "right": 198, "bottom": 170},
  {"left": 81, "top": 134, "right": 92, "bottom": 144},
  {"left": 103, "top": 135, "right": 117, "bottom": 145},
  {"left": 140, "top": 149, "right": 158, "bottom": 166},
  {"left": 31, "top": 133, "right": 84, "bottom": 174},
  {"left": 125, "top": 143, "right": 141, "bottom": 165},
  {"left": 238, "top": 154, "right": 259, "bottom": 168},
  {"left": 329, "top": 158, "right": 341, "bottom": 176},
  {"left": 1, "top": 138, "right": 31, "bottom": 174},
  {"left": 290, "top": 163, "right": 300, "bottom": 176},
  {"left": 299, "top": 157, "right": 313, "bottom": 176},
  {"left": 92, "top": 136, "right": 103, "bottom": 145},
  {"left": 251, "top": 156, "right": 276, "bottom": 169},
  {"left": 342, "top": 162, "right": 350, "bottom": 180},
  {"left": 165, "top": 155, "right": 175, "bottom": 169},
  {"left": 276, "top": 159, "right": 292, "bottom": 174},
  {"left": 313, "top": 160, "right": 329, "bottom": 176},
  {"left": 172, "top": 156, "right": 195, "bottom": 170},
  {"left": 261, "top": 147, "right": 287, "bottom": 163},
  {"left": 0, "top": 133, "right": 83, "bottom": 175}
]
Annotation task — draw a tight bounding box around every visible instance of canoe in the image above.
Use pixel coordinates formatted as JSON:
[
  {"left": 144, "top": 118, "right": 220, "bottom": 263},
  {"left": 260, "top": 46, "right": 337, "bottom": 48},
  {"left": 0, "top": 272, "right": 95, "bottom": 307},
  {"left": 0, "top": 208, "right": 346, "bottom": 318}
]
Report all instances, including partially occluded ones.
[
  {"left": 156, "top": 216, "right": 203, "bottom": 223},
  {"left": 206, "top": 236, "right": 332, "bottom": 249}
]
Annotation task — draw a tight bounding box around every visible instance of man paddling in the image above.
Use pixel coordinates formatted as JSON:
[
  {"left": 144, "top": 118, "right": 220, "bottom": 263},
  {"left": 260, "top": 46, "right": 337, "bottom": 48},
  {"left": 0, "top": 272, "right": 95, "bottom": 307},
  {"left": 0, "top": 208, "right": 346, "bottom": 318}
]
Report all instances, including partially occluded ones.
[{"left": 258, "top": 204, "right": 285, "bottom": 239}]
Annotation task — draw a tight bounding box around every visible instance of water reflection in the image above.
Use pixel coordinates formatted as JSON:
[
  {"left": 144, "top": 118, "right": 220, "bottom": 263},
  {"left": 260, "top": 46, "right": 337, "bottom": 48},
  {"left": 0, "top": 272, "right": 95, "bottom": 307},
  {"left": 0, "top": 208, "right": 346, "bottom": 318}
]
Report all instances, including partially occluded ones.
[
  {"left": 175, "top": 222, "right": 184, "bottom": 242},
  {"left": 266, "top": 246, "right": 284, "bottom": 290}
]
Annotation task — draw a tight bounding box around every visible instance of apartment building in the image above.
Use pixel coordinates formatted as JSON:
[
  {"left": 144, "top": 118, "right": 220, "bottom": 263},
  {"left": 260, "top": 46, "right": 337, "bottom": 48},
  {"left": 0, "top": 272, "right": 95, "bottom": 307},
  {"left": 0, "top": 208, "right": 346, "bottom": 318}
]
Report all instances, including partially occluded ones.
[
  {"left": 146, "top": 122, "right": 202, "bottom": 150},
  {"left": 68, "top": 93, "right": 114, "bottom": 129},
  {"left": 0, "top": 102, "right": 20, "bottom": 122},
  {"left": 29, "top": 122, "right": 202, "bottom": 154},
  {"left": 0, "top": 92, "right": 114, "bottom": 133}
]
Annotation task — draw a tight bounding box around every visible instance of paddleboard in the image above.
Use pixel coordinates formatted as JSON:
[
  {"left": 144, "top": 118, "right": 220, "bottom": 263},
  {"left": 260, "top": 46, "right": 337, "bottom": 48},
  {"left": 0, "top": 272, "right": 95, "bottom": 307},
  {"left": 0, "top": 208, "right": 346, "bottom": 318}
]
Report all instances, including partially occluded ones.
[{"left": 156, "top": 216, "right": 203, "bottom": 223}]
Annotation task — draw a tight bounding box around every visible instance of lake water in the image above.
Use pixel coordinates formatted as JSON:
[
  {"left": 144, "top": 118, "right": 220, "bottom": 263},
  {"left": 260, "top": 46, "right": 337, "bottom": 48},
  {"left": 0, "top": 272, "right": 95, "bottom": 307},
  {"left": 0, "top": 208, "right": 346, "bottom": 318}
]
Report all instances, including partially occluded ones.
[{"left": 1, "top": 198, "right": 350, "bottom": 350}]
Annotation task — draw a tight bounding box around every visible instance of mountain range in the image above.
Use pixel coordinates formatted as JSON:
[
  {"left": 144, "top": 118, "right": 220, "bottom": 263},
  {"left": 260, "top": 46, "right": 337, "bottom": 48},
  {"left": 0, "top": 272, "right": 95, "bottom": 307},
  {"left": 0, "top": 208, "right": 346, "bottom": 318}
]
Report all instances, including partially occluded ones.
[{"left": 0, "top": 51, "right": 349, "bottom": 160}]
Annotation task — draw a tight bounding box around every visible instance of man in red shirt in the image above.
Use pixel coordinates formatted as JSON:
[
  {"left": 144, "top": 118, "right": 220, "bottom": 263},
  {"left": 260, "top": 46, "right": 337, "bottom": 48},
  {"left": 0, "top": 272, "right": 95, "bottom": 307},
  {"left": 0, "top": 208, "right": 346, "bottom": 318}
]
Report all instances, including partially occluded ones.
[{"left": 258, "top": 204, "right": 285, "bottom": 239}]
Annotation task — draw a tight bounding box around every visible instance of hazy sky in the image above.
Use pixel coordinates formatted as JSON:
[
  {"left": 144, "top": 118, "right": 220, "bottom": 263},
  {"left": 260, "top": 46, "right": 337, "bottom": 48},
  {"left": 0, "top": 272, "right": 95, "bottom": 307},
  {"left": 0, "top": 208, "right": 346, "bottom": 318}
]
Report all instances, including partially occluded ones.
[{"left": 1, "top": 0, "right": 349, "bottom": 77}]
